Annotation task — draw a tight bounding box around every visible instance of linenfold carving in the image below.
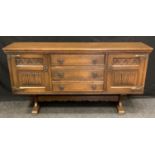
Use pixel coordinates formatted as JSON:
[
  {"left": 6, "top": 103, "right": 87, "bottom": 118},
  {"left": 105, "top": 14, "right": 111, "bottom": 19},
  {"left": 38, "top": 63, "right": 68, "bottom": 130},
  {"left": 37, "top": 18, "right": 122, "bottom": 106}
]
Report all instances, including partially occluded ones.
[
  {"left": 18, "top": 71, "right": 43, "bottom": 86},
  {"left": 112, "top": 70, "right": 138, "bottom": 86}
]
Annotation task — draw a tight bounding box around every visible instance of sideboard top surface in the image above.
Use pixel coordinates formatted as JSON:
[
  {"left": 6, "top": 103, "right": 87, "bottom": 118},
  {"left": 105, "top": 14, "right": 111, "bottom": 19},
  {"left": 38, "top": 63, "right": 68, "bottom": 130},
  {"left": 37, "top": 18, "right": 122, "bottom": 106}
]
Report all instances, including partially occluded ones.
[{"left": 3, "top": 42, "right": 153, "bottom": 53}]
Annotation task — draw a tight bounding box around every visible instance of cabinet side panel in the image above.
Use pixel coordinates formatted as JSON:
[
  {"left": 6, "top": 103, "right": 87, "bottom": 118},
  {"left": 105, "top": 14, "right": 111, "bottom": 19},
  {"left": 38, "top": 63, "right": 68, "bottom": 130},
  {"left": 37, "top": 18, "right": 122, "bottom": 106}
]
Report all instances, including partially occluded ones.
[
  {"left": 139, "top": 54, "right": 149, "bottom": 87},
  {"left": 7, "top": 55, "right": 16, "bottom": 90}
]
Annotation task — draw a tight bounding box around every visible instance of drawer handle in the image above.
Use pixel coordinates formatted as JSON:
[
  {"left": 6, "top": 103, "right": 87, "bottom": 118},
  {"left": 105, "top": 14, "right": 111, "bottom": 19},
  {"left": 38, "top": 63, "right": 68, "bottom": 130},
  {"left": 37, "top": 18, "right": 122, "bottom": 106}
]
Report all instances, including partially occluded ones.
[
  {"left": 57, "top": 59, "right": 64, "bottom": 65},
  {"left": 91, "top": 84, "right": 97, "bottom": 90},
  {"left": 92, "top": 72, "right": 98, "bottom": 78},
  {"left": 43, "top": 65, "right": 48, "bottom": 72},
  {"left": 59, "top": 85, "right": 64, "bottom": 91},
  {"left": 56, "top": 72, "right": 64, "bottom": 78},
  {"left": 92, "top": 59, "right": 97, "bottom": 64}
]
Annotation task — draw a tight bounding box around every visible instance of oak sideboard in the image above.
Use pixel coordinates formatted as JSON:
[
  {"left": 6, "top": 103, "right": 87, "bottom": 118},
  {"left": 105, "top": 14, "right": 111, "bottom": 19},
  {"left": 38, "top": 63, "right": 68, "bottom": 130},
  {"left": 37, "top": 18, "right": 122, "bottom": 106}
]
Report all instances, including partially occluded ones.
[{"left": 3, "top": 42, "right": 153, "bottom": 114}]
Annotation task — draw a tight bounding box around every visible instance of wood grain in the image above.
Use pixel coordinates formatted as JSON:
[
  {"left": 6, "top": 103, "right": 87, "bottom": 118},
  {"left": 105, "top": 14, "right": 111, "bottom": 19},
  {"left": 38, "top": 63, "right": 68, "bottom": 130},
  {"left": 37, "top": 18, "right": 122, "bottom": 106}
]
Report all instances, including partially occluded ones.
[
  {"left": 107, "top": 54, "right": 148, "bottom": 93},
  {"left": 51, "top": 66, "right": 104, "bottom": 81},
  {"left": 4, "top": 42, "right": 153, "bottom": 94},
  {"left": 52, "top": 81, "right": 104, "bottom": 92},
  {"left": 3, "top": 42, "right": 153, "bottom": 53},
  {"left": 51, "top": 54, "right": 105, "bottom": 66},
  {"left": 3, "top": 42, "right": 153, "bottom": 114}
]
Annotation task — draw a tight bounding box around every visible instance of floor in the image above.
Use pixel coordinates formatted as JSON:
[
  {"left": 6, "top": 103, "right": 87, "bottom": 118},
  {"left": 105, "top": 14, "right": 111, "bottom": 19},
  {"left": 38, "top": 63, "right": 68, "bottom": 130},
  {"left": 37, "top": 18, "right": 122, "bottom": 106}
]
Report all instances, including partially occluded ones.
[{"left": 0, "top": 96, "right": 155, "bottom": 118}]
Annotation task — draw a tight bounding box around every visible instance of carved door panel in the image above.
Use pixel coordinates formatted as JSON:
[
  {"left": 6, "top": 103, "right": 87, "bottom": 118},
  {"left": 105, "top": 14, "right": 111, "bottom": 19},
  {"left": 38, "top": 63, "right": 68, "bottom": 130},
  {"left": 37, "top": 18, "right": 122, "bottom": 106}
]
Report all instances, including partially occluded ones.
[
  {"left": 107, "top": 54, "right": 148, "bottom": 93},
  {"left": 7, "top": 54, "right": 50, "bottom": 94}
]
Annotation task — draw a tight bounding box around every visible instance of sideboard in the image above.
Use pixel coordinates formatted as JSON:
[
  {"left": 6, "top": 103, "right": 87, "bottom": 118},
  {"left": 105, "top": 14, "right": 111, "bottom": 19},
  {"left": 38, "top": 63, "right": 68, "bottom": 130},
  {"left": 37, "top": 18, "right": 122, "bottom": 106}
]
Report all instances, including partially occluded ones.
[{"left": 3, "top": 42, "right": 153, "bottom": 114}]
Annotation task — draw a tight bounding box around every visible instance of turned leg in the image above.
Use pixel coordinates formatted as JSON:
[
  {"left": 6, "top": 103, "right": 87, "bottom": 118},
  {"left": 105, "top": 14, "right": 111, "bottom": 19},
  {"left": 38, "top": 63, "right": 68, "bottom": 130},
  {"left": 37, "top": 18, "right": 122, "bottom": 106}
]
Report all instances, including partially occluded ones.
[
  {"left": 117, "top": 95, "right": 125, "bottom": 114},
  {"left": 32, "top": 96, "right": 40, "bottom": 114}
]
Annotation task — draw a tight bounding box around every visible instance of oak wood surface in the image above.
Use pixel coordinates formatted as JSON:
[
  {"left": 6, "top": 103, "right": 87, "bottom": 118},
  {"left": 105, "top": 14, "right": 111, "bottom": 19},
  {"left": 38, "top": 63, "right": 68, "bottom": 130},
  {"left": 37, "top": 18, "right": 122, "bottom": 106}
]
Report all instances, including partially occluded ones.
[
  {"left": 3, "top": 42, "right": 153, "bottom": 114},
  {"left": 51, "top": 54, "right": 105, "bottom": 66},
  {"left": 38, "top": 95, "right": 119, "bottom": 102},
  {"left": 4, "top": 42, "right": 153, "bottom": 95},
  {"left": 3, "top": 42, "right": 153, "bottom": 52},
  {"left": 51, "top": 67, "right": 104, "bottom": 81},
  {"left": 107, "top": 53, "right": 148, "bottom": 93},
  {"left": 52, "top": 81, "right": 104, "bottom": 92}
]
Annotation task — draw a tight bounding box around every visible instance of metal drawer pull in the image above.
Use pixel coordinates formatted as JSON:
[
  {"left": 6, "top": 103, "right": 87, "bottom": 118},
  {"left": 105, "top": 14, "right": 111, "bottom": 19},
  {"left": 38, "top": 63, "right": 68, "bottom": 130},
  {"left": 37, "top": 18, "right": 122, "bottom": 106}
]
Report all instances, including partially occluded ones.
[
  {"left": 57, "top": 59, "right": 64, "bottom": 65},
  {"left": 57, "top": 72, "right": 64, "bottom": 78},
  {"left": 43, "top": 65, "right": 48, "bottom": 72},
  {"left": 91, "top": 84, "right": 97, "bottom": 90},
  {"left": 92, "top": 72, "right": 98, "bottom": 78},
  {"left": 92, "top": 59, "right": 97, "bottom": 64},
  {"left": 59, "top": 85, "right": 64, "bottom": 91}
]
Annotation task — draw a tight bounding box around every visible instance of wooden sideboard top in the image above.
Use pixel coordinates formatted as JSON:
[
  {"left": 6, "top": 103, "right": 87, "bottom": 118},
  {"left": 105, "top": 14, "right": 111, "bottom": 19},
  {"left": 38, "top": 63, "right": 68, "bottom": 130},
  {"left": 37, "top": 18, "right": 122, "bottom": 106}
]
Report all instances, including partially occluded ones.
[{"left": 3, "top": 42, "right": 153, "bottom": 53}]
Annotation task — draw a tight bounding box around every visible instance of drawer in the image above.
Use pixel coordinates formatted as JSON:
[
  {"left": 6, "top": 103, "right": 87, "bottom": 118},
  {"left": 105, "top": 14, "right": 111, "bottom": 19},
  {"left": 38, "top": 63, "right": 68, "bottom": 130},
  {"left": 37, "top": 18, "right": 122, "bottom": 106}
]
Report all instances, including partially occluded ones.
[
  {"left": 52, "top": 67, "right": 104, "bottom": 81},
  {"left": 51, "top": 55, "right": 105, "bottom": 66},
  {"left": 52, "top": 82, "right": 104, "bottom": 92},
  {"left": 108, "top": 54, "right": 148, "bottom": 68},
  {"left": 14, "top": 54, "right": 44, "bottom": 66}
]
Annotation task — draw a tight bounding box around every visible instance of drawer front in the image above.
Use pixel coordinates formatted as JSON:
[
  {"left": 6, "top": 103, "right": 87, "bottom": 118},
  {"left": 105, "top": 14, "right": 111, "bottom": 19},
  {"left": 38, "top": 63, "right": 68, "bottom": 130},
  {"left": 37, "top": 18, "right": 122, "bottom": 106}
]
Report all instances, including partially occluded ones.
[
  {"left": 108, "top": 54, "right": 148, "bottom": 68},
  {"left": 14, "top": 54, "right": 44, "bottom": 66},
  {"left": 52, "top": 67, "right": 104, "bottom": 81},
  {"left": 52, "top": 82, "right": 104, "bottom": 92},
  {"left": 51, "top": 55, "right": 105, "bottom": 66}
]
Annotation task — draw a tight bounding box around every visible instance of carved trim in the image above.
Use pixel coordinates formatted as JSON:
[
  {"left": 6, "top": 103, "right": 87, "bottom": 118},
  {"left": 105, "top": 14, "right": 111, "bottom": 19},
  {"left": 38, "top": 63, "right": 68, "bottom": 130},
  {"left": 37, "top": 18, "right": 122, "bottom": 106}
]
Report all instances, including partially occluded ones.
[
  {"left": 16, "top": 58, "right": 43, "bottom": 65},
  {"left": 112, "top": 58, "right": 140, "bottom": 65}
]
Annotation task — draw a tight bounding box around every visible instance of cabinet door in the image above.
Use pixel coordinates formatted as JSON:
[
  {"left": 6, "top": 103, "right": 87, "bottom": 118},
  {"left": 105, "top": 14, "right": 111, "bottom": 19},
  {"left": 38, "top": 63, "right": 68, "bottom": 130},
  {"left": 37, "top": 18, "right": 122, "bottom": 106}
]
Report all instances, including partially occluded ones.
[
  {"left": 7, "top": 54, "right": 50, "bottom": 94},
  {"left": 107, "top": 54, "right": 149, "bottom": 94}
]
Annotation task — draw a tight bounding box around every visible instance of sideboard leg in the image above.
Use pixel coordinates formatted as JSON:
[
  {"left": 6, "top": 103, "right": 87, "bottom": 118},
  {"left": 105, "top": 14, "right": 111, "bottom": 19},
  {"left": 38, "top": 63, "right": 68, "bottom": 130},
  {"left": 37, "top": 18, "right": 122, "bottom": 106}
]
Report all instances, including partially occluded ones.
[
  {"left": 32, "top": 96, "right": 40, "bottom": 114},
  {"left": 117, "top": 95, "right": 125, "bottom": 114}
]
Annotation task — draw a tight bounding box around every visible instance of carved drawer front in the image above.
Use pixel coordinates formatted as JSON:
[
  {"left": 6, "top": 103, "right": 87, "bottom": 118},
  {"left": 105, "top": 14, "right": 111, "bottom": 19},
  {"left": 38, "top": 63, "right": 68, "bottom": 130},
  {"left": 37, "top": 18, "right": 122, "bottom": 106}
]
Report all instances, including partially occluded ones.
[
  {"left": 107, "top": 54, "right": 149, "bottom": 93},
  {"left": 8, "top": 54, "right": 49, "bottom": 93},
  {"left": 52, "top": 67, "right": 104, "bottom": 81},
  {"left": 52, "top": 82, "right": 104, "bottom": 92},
  {"left": 15, "top": 54, "right": 44, "bottom": 66},
  {"left": 51, "top": 55, "right": 105, "bottom": 66},
  {"left": 109, "top": 54, "right": 148, "bottom": 68}
]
